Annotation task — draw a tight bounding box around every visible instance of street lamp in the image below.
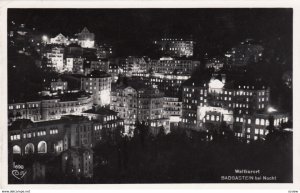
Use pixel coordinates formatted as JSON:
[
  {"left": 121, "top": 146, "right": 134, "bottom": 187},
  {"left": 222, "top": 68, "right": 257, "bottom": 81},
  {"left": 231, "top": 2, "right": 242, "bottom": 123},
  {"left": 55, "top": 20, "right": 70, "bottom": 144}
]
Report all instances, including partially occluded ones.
[
  {"left": 267, "top": 106, "right": 277, "bottom": 113},
  {"left": 42, "top": 35, "right": 48, "bottom": 43}
]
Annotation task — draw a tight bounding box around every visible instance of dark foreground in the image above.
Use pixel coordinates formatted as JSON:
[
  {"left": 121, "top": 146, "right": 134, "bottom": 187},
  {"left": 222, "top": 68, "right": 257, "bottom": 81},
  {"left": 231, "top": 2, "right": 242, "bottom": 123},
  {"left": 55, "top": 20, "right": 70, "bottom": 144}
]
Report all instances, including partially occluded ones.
[{"left": 9, "top": 127, "right": 292, "bottom": 184}]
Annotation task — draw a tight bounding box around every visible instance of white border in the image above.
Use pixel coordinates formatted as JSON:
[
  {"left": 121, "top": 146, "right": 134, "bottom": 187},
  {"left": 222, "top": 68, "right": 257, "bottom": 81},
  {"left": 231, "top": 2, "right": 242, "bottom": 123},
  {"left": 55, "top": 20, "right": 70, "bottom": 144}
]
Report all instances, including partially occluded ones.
[{"left": 0, "top": 0, "right": 299, "bottom": 190}]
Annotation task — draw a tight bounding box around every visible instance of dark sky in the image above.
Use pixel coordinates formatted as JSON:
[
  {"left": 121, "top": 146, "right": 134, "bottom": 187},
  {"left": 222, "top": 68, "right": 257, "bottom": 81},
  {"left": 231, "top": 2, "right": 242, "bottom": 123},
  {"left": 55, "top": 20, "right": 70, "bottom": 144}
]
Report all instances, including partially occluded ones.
[{"left": 8, "top": 8, "right": 292, "bottom": 57}]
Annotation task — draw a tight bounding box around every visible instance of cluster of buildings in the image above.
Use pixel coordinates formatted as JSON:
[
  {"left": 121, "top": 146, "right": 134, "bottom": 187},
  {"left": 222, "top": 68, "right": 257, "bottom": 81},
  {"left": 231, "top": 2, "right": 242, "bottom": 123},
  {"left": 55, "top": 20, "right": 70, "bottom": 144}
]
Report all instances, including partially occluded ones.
[
  {"left": 40, "top": 27, "right": 112, "bottom": 73},
  {"left": 8, "top": 91, "right": 93, "bottom": 124},
  {"left": 181, "top": 74, "right": 289, "bottom": 141},
  {"left": 8, "top": 23, "right": 113, "bottom": 74},
  {"left": 224, "top": 39, "right": 264, "bottom": 67},
  {"left": 110, "top": 84, "right": 170, "bottom": 136},
  {"left": 8, "top": 22, "right": 292, "bottom": 182},
  {"left": 9, "top": 109, "right": 124, "bottom": 179},
  {"left": 153, "top": 38, "right": 195, "bottom": 58}
]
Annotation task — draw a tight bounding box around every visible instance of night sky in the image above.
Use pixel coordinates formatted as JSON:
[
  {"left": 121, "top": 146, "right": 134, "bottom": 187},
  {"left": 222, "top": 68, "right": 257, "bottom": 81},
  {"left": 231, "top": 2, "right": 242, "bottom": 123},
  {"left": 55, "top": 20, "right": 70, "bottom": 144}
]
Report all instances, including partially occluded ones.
[{"left": 8, "top": 8, "right": 292, "bottom": 59}]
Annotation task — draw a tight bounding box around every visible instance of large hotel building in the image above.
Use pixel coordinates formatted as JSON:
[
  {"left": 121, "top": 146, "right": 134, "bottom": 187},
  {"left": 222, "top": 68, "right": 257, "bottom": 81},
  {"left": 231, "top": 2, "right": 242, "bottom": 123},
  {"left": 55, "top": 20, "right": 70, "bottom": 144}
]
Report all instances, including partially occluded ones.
[
  {"left": 110, "top": 84, "right": 170, "bottom": 136},
  {"left": 153, "top": 38, "right": 195, "bottom": 58},
  {"left": 8, "top": 91, "right": 93, "bottom": 125},
  {"left": 181, "top": 74, "right": 289, "bottom": 141},
  {"left": 148, "top": 57, "right": 200, "bottom": 75},
  {"left": 81, "top": 71, "right": 112, "bottom": 106}
]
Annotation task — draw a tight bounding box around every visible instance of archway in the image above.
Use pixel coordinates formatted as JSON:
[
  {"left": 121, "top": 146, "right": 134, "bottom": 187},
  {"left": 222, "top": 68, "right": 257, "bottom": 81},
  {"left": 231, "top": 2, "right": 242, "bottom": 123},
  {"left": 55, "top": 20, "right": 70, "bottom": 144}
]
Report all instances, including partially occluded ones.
[
  {"left": 37, "top": 141, "right": 47, "bottom": 153},
  {"left": 25, "top": 143, "right": 35, "bottom": 154},
  {"left": 12, "top": 145, "right": 21, "bottom": 154}
]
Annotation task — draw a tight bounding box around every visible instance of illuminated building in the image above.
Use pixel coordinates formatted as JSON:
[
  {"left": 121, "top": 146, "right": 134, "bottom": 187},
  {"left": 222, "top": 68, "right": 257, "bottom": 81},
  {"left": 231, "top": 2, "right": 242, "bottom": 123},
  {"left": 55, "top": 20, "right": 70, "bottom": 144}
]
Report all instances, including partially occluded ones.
[
  {"left": 50, "top": 78, "right": 68, "bottom": 92},
  {"left": 82, "top": 107, "right": 124, "bottom": 141},
  {"left": 77, "top": 27, "right": 95, "bottom": 48},
  {"left": 50, "top": 33, "right": 69, "bottom": 45},
  {"left": 9, "top": 116, "right": 91, "bottom": 149},
  {"left": 8, "top": 115, "right": 95, "bottom": 178},
  {"left": 225, "top": 39, "right": 264, "bottom": 67},
  {"left": 81, "top": 71, "right": 112, "bottom": 106},
  {"left": 65, "top": 57, "right": 74, "bottom": 72},
  {"left": 163, "top": 97, "right": 182, "bottom": 117},
  {"left": 205, "top": 57, "right": 224, "bottom": 71},
  {"left": 67, "top": 57, "right": 84, "bottom": 74},
  {"left": 96, "top": 44, "right": 113, "bottom": 59},
  {"left": 163, "top": 97, "right": 182, "bottom": 128},
  {"left": 233, "top": 111, "right": 289, "bottom": 141},
  {"left": 84, "top": 60, "right": 110, "bottom": 75},
  {"left": 108, "top": 63, "right": 121, "bottom": 83},
  {"left": 8, "top": 114, "right": 123, "bottom": 156},
  {"left": 110, "top": 86, "right": 138, "bottom": 134},
  {"left": 9, "top": 119, "right": 66, "bottom": 155},
  {"left": 181, "top": 74, "right": 272, "bottom": 131},
  {"left": 148, "top": 57, "right": 200, "bottom": 75},
  {"left": 282, "top": 71, "right": 292, "bottom": 89},
  {"left": 8, "top": 91, "right": 93, "bottom": 124},
  {"left": 148, "top": 73, "right": 190, "bottom": 98},
  {"left": 44, "top": 47, "right": 65, "bottom": 72},
  {"left": 61, "top": 147, "right": 93, "bottom": 178},
  {"left": 154, "top": 38, "right": 195, "bottom": 58},
  {"left": 126, "top": 56, "right": 149, "bottom": 76},
  {"left": 8, "top": 115, "right": 92, "bottom": 155},
  {"left": 111, "top": 84, "right": 170, "bottom": 135}
]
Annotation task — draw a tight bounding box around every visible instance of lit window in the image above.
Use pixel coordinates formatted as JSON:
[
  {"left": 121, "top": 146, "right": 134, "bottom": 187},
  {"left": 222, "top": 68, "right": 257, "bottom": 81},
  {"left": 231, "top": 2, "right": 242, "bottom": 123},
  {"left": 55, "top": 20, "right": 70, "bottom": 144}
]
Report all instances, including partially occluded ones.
[
  {"left": 211, "top": 115, "right": 215, "bottom": 121},
  {"left": 261, "top": 119, "right": 265, "bottom": 126},
  {"left": 248, "top": 119, "right": 251, "bottom": 124},
  {"left": 260, "top": 129, "right": 264, "bottom": 135},
  {"left": 255, "top": 118, "right": 260, "bottom": 125},
  {"left": 255, "top": 129, "right": 259, "bottom": 134}
]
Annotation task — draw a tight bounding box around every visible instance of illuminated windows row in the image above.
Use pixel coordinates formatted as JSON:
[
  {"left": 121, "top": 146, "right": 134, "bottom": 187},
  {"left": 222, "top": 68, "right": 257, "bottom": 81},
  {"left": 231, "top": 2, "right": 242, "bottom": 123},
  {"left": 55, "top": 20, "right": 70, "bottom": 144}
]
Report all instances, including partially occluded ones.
[
  {"left": 94, "top": 125, "right": 102, "bottom": 131},
  {"left": 255, "top": 118, "right": 269, "bottom": 126},
  {"left": 206, "top": 115, "right": 220, "bottom": 122},
  {"left": 10, "top": 134, "right": 20, "bottom": 141},
  {"left": 50, "top": 129, "right": 58, "bottom": 135}
]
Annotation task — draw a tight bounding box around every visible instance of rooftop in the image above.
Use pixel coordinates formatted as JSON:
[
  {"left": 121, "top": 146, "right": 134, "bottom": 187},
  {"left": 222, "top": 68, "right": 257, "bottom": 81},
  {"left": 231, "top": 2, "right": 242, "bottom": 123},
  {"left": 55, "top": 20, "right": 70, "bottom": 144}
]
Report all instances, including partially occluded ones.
[
  {"left": 84, "top": 70, "right": 111, "bottom": 78},
  {"left": 83, "top": 107, "right": 117, "bottom": 116}
]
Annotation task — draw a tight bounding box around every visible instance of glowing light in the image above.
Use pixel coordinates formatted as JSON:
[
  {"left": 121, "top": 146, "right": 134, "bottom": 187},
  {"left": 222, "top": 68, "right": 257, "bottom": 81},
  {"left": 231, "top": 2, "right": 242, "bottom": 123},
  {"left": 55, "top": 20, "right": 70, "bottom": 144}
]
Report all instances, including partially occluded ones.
[
  {"left": 267, "top": 107, "right": 277, "bottom": 113},
  {"left": 98, "top": 89, "right": 111, "bottom": 106},
  {"left": 209, "top": 79, "right": 224, "bottom": 89},
  {"left": 42, "top": 35, "right": 48, "bottom": 42},
  {"left": 169, "top": 116, "right": 181, "bottom": 123}
]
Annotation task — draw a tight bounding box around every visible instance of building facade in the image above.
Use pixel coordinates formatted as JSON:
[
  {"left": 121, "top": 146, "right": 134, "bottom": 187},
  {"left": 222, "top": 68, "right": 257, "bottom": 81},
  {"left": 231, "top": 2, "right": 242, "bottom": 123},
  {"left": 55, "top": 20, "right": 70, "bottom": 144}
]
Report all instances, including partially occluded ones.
[
  {"left": 50, "top": 33, "right": 69, "bottom": 45},
  {"left": 148, "top": 57, "right": 200, "bottom": 75},
  {"left": 154, "top": 38, "right": 195, "bottom": 58},
  {"left": 44, "top": 47, "right": 65, "bottom": 72},
  {"left": 111, "top": 85, "right": 170, "bottom": 135},
  {"left": 181, "top": 76, "right": 271, "bottom": 132},
  {"left": 77, "top": 27, "right": 95, "bottom": 48},
  {"left": 8, "top": 91, "right": 93, "bottom": 124},
  {"left": 148, "top": 73, "right": 190, "bottom": 98},
  {"left": 81, "top": 71, "right": 112, "bottom": 106},
  {"left": 50, "top": 79, "right": 68, "bottom": 92},
  {"left": 225, "top": 39, "right": 264, "bottom": 67}
]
